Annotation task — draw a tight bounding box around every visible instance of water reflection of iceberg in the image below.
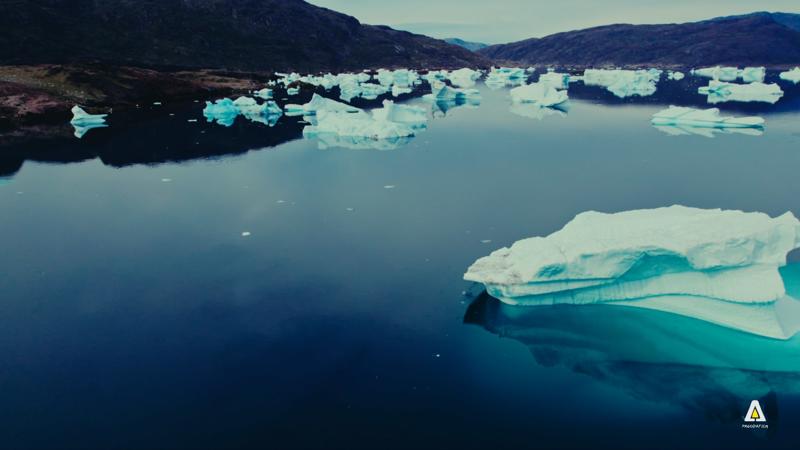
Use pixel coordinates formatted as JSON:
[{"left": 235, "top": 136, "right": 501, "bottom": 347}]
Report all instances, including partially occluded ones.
[
  {"left": 509, "top": 103, "right": 568, "bottom": 120},
  {"left": 464, "top": 282, "right": 800, "bottom": 423},
  {"left": 308, "top": 133, "right": 413, "bottom": 151},
  {"left": 653, "top": 124, "right": 763, "bottom": 138},
  {"left": 72, "top": 122, "right": 108, "bottom": 139}
]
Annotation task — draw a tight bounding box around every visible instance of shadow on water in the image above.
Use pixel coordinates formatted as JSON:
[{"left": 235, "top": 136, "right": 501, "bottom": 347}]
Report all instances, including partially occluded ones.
[{"left": 464, "top": 264, "right": 800, "bottom": 434}]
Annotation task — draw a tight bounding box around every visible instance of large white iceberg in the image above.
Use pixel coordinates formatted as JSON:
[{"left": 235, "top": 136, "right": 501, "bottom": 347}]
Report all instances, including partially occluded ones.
[
  {"left": 447, "top": 68, "right": 481, "bottom": 88},
  {"left": 779, "top": 67, "right": 800, "bottom": 84},
  {"left": 699, "top": 80, "right": 784, "bottom": 104},
  {"left": 510, "top": 82, "right": 568, "bottom": 107},
  {"left": 582, "top": 69, "right": 661, "bottom": 98},
  {"left": 464, "top": 206, "right": 800, "bottom": 315},
  {"left": 651, "top": 106, "right": 764, "bottom": 130},
  {"left": 538, "top": 72, "right": 570, "bottom": 90},
  {"left": 303, "top": 109, "right": 415, "bottom": 142}
]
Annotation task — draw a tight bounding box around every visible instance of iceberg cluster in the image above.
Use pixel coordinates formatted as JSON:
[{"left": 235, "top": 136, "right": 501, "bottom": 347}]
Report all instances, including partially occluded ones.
[
  {"left": 691, "top": 66, "right": 766, "bottom": 83},
  {"left": 779, "top": 67, "right": 800, "bottom": 84},
  {"left": 302, "top": 98, "right": 427, "bottom": 150},
  {"left": 583, "top": 69, "right": 661, "bottom": 98},
  {"left": 203, "top": 97, "right": 283, "bottom": 127},
  {"left": 699, "top": 80, "right": 784, "bottom": 104},
  {"left": 70, "top": 105, "right": 108, "bottom": 139},
  {"left": 485, "top": 67, "right": 528, "bottom": 88},
  {"left": 509, "top": 82, "right": 568, "bottom": 107},
  {"left": 651, "top": 106, "right": 764, "bottom": 137},
  {"left": 464, "top": 206, "right": 800, "bottom": 335}
]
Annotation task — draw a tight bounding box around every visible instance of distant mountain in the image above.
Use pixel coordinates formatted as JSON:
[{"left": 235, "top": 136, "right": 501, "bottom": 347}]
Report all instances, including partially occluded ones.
[
  {"left": 445, "top": 38, "right": 489, "bottom": 52},
  {"left": 0, "top": 0, "right": 488, "bottom": 72},
  {"left": 480, "top": 12, "right": 800, "bottom": 67}
]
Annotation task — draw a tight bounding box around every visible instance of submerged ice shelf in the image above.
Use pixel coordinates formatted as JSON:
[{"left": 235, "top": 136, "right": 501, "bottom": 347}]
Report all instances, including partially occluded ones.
[{"left": 464, "top": 206, "right": 800, "bottom": 338}]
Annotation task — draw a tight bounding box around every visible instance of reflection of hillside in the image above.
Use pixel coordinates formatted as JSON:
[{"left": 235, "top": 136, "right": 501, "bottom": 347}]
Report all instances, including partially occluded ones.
[
  {"left": 0, "top": 106, "right": 305, "bottom": 177},
  {"left": 464, "top": 266, "right": 800, "bottom": 425}
]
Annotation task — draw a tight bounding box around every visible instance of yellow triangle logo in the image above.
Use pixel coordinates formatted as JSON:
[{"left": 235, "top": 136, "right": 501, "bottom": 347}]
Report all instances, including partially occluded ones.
[{"left": 751, "top": 409, "right": 760, "bottom": 420}]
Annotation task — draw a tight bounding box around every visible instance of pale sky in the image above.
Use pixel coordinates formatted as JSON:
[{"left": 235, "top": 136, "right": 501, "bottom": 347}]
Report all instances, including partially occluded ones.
[{"left": 309, "top": 0, "right": 800, "bottom": 44}]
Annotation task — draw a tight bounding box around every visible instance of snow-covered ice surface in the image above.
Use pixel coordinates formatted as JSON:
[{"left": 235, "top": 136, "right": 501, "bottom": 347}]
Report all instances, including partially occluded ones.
[{"left": 465, "top": 206, "right": 800, "bottom": 338}]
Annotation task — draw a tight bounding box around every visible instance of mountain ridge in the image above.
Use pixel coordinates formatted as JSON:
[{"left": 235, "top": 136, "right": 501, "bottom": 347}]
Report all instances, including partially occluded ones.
[{"left": 480, "top": 12, "right": 800, "bottom": 67}]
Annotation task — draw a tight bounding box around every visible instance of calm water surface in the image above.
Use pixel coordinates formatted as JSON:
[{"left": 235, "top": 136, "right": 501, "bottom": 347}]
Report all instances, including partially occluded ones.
[{"left": 2, "top": 75, "right": 800, "bottom": 449}]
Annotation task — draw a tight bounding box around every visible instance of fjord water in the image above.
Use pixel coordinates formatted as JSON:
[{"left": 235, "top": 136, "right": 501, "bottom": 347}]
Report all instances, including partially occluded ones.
[{"left": 2, "top": 79, "right": 800, "bottom": 449}]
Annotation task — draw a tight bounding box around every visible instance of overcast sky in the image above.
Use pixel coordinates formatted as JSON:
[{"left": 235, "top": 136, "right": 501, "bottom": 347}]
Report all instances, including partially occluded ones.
[{"left": 309, "top": 0, "right": 800, "bottom": 44}]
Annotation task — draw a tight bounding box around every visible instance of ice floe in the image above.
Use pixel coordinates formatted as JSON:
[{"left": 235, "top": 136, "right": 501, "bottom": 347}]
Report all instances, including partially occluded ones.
[
  {"left": 582, "top": 69, "right": 661, "bottom": 98},
  {"left": 510, "top": 82, "right": 568, "bottom": 107},
  {"left": 253, "top": 88, "right": 273, "bottom": 100},
  {"left": 699, "top": 80, "right": 784, "bottom": 104},
  {"left": 285, "top": 93, "right": 362, "bottom": 117},
  {"left": 425, "top": 80, "right": 481, "bottom": 102},
  {"left": 464, "top": 206, "right": 800, "bottom": 334},
  {"left": 779, "top": 67, "right": 800, "bottom": 84},
  {"left": 667, "top": 71, "right": 685, "bottom": 81}
]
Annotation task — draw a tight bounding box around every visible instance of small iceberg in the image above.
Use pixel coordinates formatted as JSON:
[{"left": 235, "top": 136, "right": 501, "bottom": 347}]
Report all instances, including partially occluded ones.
[
  {"left": 667, "top": 71, "right": 685, "bottom": 81},
  {"left": 203, "top": 98, "right": 239, "bottom": 126},
  {"left": 285, "top": 93, "right": 361, "bottom": 117},
  {"left": 253, "top": 88, "right": 273, "bottom": 99},
  {"left": 204, "top": 97, "right": 282, "bottom": 127},
  {"left": 391, "top": 85, "right": 413, "bottom": 97},
  {"left": 447, "top": 68, "right": 481, "bottom": 88},
  {"left": 464, "top": 206, "right": 800, "bottom": 337},
  {"left": 424, "top": 80, "right": 480, "bottom": 102},
  {"left": 510, "top": 82, "right": 568, "bottom": 107},
  {"left": 691, "top": 66, "right": 765, "bottom": 83},
  {"left": 779, "top": 67, "right": 800, "bottom": 84},
  {"left": 582, "top": 69, "right": 661, "bottom": 98},
  {"left": 651, "top": 106, "right": 764, "bottom": 131},
  {"left": 359, "top": 82, "right": 389, "bottom": 100},
  {"left": 485, "top": 67, "right": 527, "bottom": 88},
  {"left": 287, "top": 87, "right": 300, "bottom": 96},
  {"left": 303, "top": 109, "right": 415, "bottom": 144},
  {"left": 70, "top": 105, "right": 107, "bottom": 125},
  {"left": 699, "top": 80, "right": 784, "bottom": 104}
]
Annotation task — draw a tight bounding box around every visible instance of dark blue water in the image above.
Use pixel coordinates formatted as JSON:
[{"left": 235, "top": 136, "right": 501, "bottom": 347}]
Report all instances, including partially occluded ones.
[{"left": 2, "top": 74, "right": 800, "bottom": 449}]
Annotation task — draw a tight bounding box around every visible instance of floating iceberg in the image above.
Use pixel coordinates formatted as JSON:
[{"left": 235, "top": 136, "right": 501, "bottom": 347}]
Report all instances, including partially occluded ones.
[
  {"left": 372, "top": 100, "right": 427, "bottom": 129},
  {"left": 447, "top": 68, "right": 481, "bottom": 88},
  {"left": 779, "top": 67, "right": 800, "bottom": 84},
  {"left": 285, "top": 93, "right": 362, "bottom": 117},
  {"left": 303, "top": 109, "right": 415, "bottom": 142},
  {"left": 70, "top": 105, "right": 107, "bottom": 126},
  {"left": 464, "top": 206, "right": 800, "bottom": 331},
  {"left": 538, "top": 72, "right": 570, "bottom": 90},
  {"left": 392, "top": 85, "right": 412, "bottom": 97},
  {"left": 72, "top": 122, "right": 108, "bottom": 139},
  {"left": 699, "top": 80, "right": 784, "bottom": 104},
  {"left": 691, "top": 66, "right": 765, "bottom": 83},
  {"left": 667, "top": 71, "right": 685, "bottom": 81},
  {"left": 651, "top": 106, "right": 764, "bottom": 131},
  {"left": 204, "top": 97, "right": 282, "bottom": 127},
  {"left": 425, "top": 80, "right": 480, "bottom": 102},
  {"left": 359, "top": 82, "right": 389, "bottom": 100},
  {"left": 582, "top": 69, "right": 661, "bottom": 98},
  {"left": 485, "top": 67, "right": 527, "bottom": 87},
  {"left": 287, "top": 87, "right": 300, "bottom": 96},
  {"left": 253, "top": 88, "right": 273, "bottom": 100},
  {"left": 510, "top": 82, "right": 568, "bottom": 107},
  {"left": 375, "top": 69, "right": 419, "bottom": 88}
]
